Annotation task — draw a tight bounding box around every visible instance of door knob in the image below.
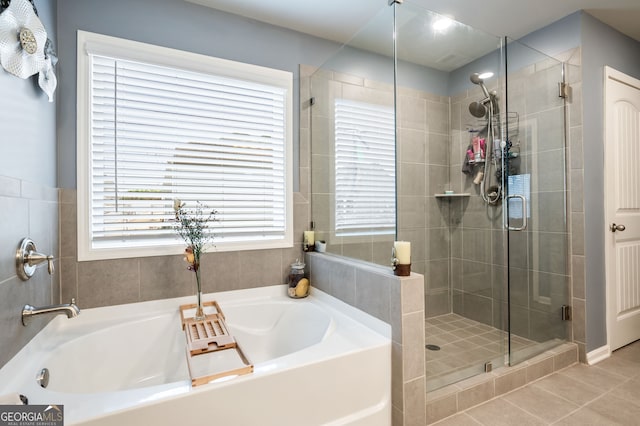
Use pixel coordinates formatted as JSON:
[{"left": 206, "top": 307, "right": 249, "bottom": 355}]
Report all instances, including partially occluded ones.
[{"left": 610, "top": 223, "right": 626, "bottom": 232}]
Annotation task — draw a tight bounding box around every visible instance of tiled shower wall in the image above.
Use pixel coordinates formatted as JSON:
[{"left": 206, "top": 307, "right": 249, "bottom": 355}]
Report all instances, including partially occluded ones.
[
  {"left": 302, "top": 65, "right": 429, "bottom": 426},
  {"left": 308, "top": 53, "right": 574, "bottom": 336},
  {"left": 447, "top": 81, "right": 506, "bottom": 327},
  {"left": 308, "top": 67, "right": 395, "bottom": 265},
  {"left": 308, "top": 65, "right": 451, "bottom": 316},
  {"left": 397, "top": 87, "right": 452, "bottom": 318},
  {"left": 565, "top": 50, "right": 586, "bottom": 362},
  {"left": 397, "top": 51, "right": 575, "bottom": 333},
  {"left": 448, "top": 49, "right": 579, "bottom": 347},
  {"left": 0, "top": 178, "right": 59, "bottom": 367}
]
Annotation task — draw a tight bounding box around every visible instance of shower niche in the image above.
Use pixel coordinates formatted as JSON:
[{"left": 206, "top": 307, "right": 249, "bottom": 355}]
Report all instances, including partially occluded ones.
[{"left": 308, "top": 0, "right": 570, "bottom": 393}]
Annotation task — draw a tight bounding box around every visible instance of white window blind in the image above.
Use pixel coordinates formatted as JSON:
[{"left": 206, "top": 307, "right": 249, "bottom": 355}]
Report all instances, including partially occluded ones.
[
  {"left": 334, "top": 99, "right": 396, "bottom": 236},
  {"left": 77, "top": 31, "right": 292, "bottom": 260}
]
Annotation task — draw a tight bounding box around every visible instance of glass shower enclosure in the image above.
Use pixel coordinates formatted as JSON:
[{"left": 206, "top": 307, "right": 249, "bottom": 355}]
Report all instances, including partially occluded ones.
[{"left": 309, "top": 0, "right": 570, "bottom": 392}]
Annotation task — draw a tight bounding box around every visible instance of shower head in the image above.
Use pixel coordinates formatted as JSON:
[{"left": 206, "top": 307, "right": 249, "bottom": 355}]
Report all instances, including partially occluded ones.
[
  {"left": 470, "top": 73, "right": 491, "bottom": 99},
  {"left": 468, "top": 101, "right": 487, "bottom": 118},
  {"left": 470, "top": 73, "right": 483, "bottom": 85}
]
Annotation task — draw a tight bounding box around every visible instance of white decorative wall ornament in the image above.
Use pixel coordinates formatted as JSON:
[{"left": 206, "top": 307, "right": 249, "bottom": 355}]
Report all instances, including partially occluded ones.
[
  {"left": 0, "top": 0, "right": 46, "bottom": 78},
  {"left": 38, "top": 55, "right": 55, "bottom": 102}
]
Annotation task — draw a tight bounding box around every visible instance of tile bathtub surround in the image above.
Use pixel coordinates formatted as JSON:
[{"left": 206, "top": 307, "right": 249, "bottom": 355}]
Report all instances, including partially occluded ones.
[
  {"left": 306, "top": 252, "right": 425, "bottom": 426},
  {"left": 58, "top": 188, "right": 308, "bottom": 309},
  {"left": 57, "top": 66, "right": 314, "bottom": 310},
  {"left": 0, "top": 177, "right": 59, "bottom": 368}
]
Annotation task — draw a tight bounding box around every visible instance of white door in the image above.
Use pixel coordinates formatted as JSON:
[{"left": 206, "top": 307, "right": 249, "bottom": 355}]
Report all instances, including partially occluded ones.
[{"left": 605, "top": 66, "right": 640, "bottom": 351}]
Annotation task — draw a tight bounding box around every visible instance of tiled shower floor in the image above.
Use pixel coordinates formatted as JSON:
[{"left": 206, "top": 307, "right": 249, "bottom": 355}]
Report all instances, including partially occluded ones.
[{"left": 425, "top": 313, "right": 537, "bottom": 391}]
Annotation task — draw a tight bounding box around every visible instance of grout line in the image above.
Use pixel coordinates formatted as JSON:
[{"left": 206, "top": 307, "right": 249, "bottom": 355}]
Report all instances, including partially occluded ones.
[
  {"left": 501, "top": 397, "right": 552, "bottom": 425},
  {"left": 550, "top": 391, "right": 611, "bottom": 425}
]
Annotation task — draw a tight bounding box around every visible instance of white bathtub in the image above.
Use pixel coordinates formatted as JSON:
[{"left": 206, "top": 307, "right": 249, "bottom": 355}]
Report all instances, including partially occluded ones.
[{"left": 0, "top": 285, "right": 391, "bottom": 425}]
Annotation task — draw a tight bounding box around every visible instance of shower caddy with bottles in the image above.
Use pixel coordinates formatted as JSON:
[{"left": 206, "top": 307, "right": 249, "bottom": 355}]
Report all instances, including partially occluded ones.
[{"left": 465, "top": 72, "right": 520, "bottom": 207}]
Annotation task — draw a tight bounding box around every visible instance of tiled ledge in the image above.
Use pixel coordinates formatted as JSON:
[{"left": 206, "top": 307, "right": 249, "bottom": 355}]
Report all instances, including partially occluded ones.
[
  {"left": 426, "top": 342, "right": 578, "bottom": 424},
  {"left": 306, "top": 252, "right": 426, "bottom": 426}
]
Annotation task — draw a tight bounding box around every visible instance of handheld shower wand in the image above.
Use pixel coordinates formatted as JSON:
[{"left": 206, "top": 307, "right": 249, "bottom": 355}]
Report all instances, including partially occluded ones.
[
  {"left": 468, "top": 73, "right": 493, "bottom": 118},
  {"left": 470, "top": 73, "right": 491, "bottom": 100},
  {"left": 468, "top": 72, "right": 502, "bottom": 205}
]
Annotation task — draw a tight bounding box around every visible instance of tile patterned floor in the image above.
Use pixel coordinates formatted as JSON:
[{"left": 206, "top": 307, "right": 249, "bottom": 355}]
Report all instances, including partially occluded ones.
[
  {"left": 426, "top": 313, "right": 537, "bottom": 390},
  {"left": 433, "top": 339, "right": 640, "bottom": 425}
]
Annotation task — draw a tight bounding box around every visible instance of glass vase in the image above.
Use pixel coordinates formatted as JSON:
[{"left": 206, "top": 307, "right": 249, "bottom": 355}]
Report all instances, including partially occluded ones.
[{"left": 193, "top": 261, "right": 205, "bottom": 321}]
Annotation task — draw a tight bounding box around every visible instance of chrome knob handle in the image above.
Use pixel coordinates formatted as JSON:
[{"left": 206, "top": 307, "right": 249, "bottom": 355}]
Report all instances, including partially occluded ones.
[
  {"left": 610, "top": 223, "right": 626, "bottom": 232},
  {"left": 16, "top": 238, "right": 55, "bottom": 280}
]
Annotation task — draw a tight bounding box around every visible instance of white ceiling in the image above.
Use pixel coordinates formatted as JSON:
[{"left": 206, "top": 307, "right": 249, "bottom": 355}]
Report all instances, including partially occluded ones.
[
  {"left": 185, "top": 0, "right": 640, "bottom": 70},
  {"left": 185, "top": 0, "right": 640, "bottom": 43}
]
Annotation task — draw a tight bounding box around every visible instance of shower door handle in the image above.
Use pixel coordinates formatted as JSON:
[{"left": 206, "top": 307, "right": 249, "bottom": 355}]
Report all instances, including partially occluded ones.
[{"left": 506, "top": 194, "right": 527, "bottom": 231}]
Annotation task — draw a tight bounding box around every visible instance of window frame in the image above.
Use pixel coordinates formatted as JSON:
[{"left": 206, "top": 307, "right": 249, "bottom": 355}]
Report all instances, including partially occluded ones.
[{"left": 76, "top": 30, "right": 293, "bottom": 261}]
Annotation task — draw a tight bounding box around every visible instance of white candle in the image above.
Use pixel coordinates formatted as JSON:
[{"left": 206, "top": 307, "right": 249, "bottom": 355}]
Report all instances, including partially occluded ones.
[
  {"left": 394, "top": 241, "right": 411, "bottom": 264},
  {"left": 304, "top": 231, "right": 315, "bottom": 246}
]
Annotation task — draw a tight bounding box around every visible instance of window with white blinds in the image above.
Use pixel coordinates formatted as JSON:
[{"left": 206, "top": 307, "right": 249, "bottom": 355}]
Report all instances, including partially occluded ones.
[
  {"left": 77, "top": 31, "right": 293, "bottom": 260},
  {"left": 334, "top": 99, "right": 395, "bottom": 237}
]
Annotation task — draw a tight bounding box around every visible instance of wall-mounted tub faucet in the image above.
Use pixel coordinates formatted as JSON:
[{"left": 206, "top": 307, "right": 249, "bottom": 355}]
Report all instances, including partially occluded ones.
[
  {"left": 16, "top": 237, "right": 54, "bottom": 280},
  {"left": 22, "top": 299, "right": 80, "bottom": 326}
]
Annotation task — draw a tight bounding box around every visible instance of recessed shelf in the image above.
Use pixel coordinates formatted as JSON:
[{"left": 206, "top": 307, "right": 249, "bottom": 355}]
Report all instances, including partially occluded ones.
[{"left": 434, "top": 193, "right": 471, "bottom": 198}]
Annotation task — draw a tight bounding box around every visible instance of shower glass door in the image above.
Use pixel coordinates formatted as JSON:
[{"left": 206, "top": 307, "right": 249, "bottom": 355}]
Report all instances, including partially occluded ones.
[
  {"left": 308, "top": 4, "right": 396, "bottom": 264},
  {"left": 504, "top": 38, "right": 570, "bottom": 365},
  {"left": 394, "top": 1, "right": 507, "bottom": 391},
  {"left": 308, "top": 0, "right": 571, "bottom": 393}
]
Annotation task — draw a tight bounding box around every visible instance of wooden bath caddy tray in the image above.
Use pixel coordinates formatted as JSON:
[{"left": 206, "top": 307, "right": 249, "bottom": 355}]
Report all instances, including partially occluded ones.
[
  {"left": 180, "top": 301, "right": 236, "bottom": 355},
  {"left": 179, "top": 301, "right": 253, "bottom": 387}
]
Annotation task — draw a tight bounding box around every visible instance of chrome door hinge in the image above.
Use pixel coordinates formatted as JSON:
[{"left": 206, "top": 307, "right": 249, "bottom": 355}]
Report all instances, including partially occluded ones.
[
  {"left": 558, "top": 82, "right": 569, "bottom": 99},
  {"left": 561, "top": 305, "right": 572, "bottom": 321}
]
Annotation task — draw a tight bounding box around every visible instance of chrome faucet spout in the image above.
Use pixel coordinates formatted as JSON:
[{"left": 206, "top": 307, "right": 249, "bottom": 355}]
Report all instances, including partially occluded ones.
[{"left": 22, "top": 299, "right": 80, "bottom": 326}]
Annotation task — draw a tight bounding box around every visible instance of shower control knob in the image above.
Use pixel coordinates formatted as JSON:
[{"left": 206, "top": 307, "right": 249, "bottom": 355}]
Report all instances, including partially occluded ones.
[{"left": 610, "top": 223, "right": 626, "bottom": 232}]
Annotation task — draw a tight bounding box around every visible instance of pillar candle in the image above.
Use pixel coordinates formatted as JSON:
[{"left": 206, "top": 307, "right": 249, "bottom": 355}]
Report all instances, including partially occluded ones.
[
  {"left": 394, "top": 241, "right": 411, "bottom": 264},
  {"left": 304, "top": 231, "right": 315, "bottom": 246}
]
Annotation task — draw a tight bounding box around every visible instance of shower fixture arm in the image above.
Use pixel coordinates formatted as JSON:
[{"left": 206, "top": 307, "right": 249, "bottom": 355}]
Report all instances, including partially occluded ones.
[{"left": 479, "top": 97, "right": 502, "bottom": 205}]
